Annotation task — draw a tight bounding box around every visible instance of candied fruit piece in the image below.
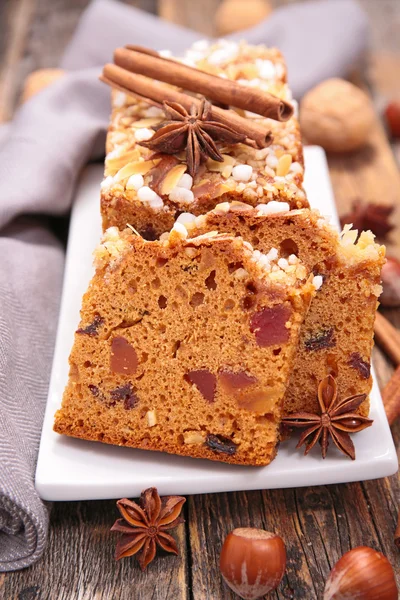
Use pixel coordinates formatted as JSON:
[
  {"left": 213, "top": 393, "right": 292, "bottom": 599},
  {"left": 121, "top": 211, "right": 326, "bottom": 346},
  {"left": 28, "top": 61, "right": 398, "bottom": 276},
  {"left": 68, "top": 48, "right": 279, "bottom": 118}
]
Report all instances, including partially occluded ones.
[
  {"left": 76, "top": 314, "right": 104, "bottom": 336},
  {"left": 349, "top": 352, "right": 370, "bottom": 379},
  {"left": 219, "top": 368, "right": 258, "bottom": 392},
  {"left": 304, "top": 328, "right": 336, "bottom": 352},
  {"left": 184, "top": 369, "right": 216, "bottom": 403},
  {"left": 236, "top": 388, "right": 282, "bottom": 413},
  {"left": 110, "top": 383, "right": 138, "bottom": 410},
  {"left": 249, "top": 304, "right": 292, "bottom": 347},
  {"left": 205, "top": 434, "right": 237, "bottom": 455},
  {"left": 110, "top": 336, "right": 138, "bottom": 375}
]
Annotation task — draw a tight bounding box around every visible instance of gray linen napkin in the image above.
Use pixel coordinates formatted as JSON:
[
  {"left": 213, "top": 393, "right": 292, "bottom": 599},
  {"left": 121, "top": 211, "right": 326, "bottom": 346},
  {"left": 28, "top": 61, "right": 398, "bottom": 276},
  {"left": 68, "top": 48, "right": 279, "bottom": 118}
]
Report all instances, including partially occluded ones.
[{"left": 0, "top": 0, "right": 368, "bottom": 572}]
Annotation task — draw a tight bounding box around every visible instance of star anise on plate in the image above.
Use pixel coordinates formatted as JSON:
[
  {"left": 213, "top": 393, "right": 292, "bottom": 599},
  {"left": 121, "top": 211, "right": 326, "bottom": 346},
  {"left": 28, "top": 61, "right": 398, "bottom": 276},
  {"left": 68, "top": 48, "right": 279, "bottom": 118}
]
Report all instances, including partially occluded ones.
[
  {"left": 139, "top": 98, "right": 247, "bottom": 177},
  {"left": 340, "top": 199, "right": 394, "bottom": 240},
  {"left": 111, "top": 487, "right": 186, "bottom": 570},
  {"left": 282, "top": 375, "right": 373, "bottom": 460}
]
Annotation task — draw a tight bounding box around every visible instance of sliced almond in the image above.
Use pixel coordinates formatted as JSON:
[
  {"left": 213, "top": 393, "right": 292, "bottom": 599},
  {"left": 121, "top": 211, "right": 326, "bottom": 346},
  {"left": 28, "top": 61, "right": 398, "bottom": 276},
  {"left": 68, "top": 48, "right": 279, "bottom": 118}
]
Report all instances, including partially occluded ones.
[
  {"left": 160, "top": 164, "right": 187, "bottom": 195},
  {"left": 276, "top": 153, "right": 292, "bottom": 177},
  {"left": 207, "top": 154, "right": 236, "bottom": 172},
  {"left": 131, "top": 117, "right": 163, "bottom": 129},
  {"left": 105, "top": 149, "right": 141, "bottom": 175},
  {"left": 114, "top": 159, "right": 161, "bottom": 182},
  {"left": 120, "top": 116, "right": 134, "bottom": 126},
  {"left": 222, "top": 165, "right": 233, "bottom": 179},
  {"left": 238, "top": 64, "right": 258, "bottom": 79}
]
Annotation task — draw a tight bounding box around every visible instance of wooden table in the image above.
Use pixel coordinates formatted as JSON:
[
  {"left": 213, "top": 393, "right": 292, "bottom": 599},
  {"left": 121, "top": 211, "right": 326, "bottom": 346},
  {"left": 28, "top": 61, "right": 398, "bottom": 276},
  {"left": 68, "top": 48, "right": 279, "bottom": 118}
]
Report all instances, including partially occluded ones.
[{"left": 0, "top": 1, "right": 399, "bottom": 598}]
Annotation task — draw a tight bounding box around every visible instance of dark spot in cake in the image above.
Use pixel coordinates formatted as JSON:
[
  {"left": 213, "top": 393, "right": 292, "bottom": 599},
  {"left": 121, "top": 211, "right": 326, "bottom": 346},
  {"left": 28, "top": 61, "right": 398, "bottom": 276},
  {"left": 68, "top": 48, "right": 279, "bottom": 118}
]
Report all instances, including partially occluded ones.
[
  {"left": 172, "top": 340, "right": 181, "bottom": 358},
  {"left": 76, "top": 314, "right": 104, "bottom": 336},
  {"left": 141, "top": 225, "right": 158, "bottom": 241},
  {"left": 242, "top": 281, "right": 258, "bottom": 311},
  {"left": 158, "top": 295, "right": 168, "bottom": 309},
  {"left": 205, "top": 434, "right": 237, "bottom": 455},
  {"left": 181, "top": 264, "right": 198, "bottom": 273},
  {"left": 184, "top": 369, "right": 216, "bottom": 403},
  {"left": 110, "top": 336, "right": 138, "bottom": 375},
  {"left": 279, "top": 238, "right": 299, "bottom": 258},
  {"left": 205, "top": 270, "right": 217, "bottom": 290},
  {"left": 273, "top": 348, "right": 281, "bottom": 356},
  {"left": 110, "top": 383, "right": 139, "bottom": 410},
  {"left": 250, "top": 304, "right": 292, "bottom": 347},
  {"left": 219, "top": 368, "right": 258, "bottom": 391},
  {"left": 190, "top": 292, "right": 205, "bottom": 307},
  {"left": 304, "top": 328, "right": 336, "bottom": 352},
  {"left": 349, "top": 352, "right": 371, "bottom": 379},
  {"left": 228, "top": 261, "right": 244, "bottom": 273},
  {"left": 88, "top": 384, "right": 101, "bottom": 397}
]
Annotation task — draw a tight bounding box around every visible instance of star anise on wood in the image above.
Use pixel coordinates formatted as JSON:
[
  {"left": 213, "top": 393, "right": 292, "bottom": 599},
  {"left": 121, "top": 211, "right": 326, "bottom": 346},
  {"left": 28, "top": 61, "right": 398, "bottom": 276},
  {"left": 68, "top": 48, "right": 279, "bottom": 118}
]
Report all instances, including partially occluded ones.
[
  {"left": 111, "top": 487, "right": 186, "bottom": 570},
  {"left": 340, "top": 199, "right": 394, "bottom": 240},
  {"left": 139, "top": 98, "right": 247, "bottom": 177},
  {"left": 282, "top": 375, "right": 373, "bottom": 460}
]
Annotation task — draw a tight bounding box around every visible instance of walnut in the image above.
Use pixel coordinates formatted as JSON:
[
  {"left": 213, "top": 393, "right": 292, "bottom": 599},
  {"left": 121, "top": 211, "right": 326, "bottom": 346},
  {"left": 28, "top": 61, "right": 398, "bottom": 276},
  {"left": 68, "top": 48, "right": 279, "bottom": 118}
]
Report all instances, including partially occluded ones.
[{"left": 300, "top": 79, "right": 375, "bottom": 152}]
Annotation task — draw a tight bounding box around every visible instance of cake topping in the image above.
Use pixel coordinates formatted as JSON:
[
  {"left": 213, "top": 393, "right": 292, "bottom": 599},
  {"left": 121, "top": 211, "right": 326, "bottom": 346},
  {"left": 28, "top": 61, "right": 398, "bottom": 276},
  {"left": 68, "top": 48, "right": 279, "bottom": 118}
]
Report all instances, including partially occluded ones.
[
  {"left": 111, "top": 488, "right": 185, "bottom": 569},
  {"left": 139, "top": 99, "right": 247, "bottom": 177},
  {"left": 282, "top": 375, "right": 373, "bottom": 460}
]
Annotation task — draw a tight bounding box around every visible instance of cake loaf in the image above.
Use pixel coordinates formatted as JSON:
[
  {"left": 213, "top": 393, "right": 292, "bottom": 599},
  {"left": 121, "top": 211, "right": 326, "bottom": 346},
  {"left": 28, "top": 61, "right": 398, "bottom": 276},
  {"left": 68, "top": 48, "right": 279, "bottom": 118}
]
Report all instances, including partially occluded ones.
[
  {"left": 54, "top": 225, "right": 316, "bottom": 465},
  {"left": 101, "top": 40, "right": 308, "bottom": 238},
  {"left": 183, "top": 202, "right": 385, "bottom": 417}
]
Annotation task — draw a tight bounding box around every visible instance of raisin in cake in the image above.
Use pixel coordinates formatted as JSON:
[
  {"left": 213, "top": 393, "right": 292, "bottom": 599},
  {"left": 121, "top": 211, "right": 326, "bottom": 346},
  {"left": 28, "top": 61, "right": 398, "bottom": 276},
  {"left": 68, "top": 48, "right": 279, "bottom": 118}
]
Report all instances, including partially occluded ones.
[
  {"left": 183, "top": 202, "right": 385, "bottom": 417},
  {"left": 101, "top": 40, "right": 308, "bottom": 238},
  {"left": 54, "top": 225, "right": 316, "bottom": 465}
]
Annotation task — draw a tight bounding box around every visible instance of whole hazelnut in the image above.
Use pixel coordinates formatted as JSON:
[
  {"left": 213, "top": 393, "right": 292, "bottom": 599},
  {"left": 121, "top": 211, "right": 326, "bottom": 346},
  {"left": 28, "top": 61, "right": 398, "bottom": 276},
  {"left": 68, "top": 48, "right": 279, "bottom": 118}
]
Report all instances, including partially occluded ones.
[
  {"left": 385, "top": 101, "right": 400, "bottom": 138},
  {"left": 324, "top": 546, "right": 398, "bottom": 600},
  {"left": 380, "top": 257, "right": 400, "bottom": 307},
  {"left": 300, "top": 78, "right": 375, "bottom": 152},
  {"left": 219, "top": 527, "right": 286, "bottom": 599}
]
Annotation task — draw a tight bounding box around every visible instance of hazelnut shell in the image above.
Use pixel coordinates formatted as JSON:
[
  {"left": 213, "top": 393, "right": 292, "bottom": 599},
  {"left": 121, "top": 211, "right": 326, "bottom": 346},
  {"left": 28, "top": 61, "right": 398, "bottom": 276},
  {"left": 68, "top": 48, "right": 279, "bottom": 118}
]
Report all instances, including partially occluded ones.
[
  {"left": 220, "top": 528, "right": 286, "bottom": 599},
  {"left": 300, "top": 78, "right": 375, "bottom": 152}
]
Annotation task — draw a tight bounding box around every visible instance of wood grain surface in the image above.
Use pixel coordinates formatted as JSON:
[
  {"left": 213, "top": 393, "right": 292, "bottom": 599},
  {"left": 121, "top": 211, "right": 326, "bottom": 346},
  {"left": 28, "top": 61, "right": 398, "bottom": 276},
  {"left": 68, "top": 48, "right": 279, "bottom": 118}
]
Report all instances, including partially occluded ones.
[{"left": 0, "top": 1, "right": 399, "bottom": 599}]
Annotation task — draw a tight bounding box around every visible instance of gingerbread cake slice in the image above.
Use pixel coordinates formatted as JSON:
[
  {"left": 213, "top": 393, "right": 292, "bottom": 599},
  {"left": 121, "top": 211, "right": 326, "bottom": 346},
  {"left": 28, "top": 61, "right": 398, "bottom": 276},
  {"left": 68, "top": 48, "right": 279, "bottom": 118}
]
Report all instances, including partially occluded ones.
[
  {"left": 182, "top": 202, "right": 385, "bottom": 417},
  {"left": 54, "top": 225, "right": 316, "bottom": 466},
  {"left": 101, "top": 40, "right": 308, "bottom": 238}
]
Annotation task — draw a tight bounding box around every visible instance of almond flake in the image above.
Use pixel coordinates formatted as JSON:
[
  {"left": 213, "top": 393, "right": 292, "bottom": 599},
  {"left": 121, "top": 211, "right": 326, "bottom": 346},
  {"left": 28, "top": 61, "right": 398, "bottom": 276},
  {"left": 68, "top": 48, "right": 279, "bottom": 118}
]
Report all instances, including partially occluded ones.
[
  {"left": 207, "top": 154, "right": 236, "bottom": 172},
  {"left": 131, "top": 117, "right": 163, "bottom": 129},
  {"left": 105, "top": 149, "right": 141, "bottom": 175},
  {"left": 276, "top": 154, "right": 293, "bottom": 177},
  {"left": 160, "top": 164, "right": 188, "bottom": 195},
  {"left": 114, "top": 159, "right": 161, "bottom": 182}
]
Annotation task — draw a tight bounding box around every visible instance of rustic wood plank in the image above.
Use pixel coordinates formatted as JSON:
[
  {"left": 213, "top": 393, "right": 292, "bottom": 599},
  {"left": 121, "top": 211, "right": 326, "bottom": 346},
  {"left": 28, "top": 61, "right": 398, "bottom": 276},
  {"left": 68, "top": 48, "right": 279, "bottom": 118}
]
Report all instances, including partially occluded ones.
[{"left": 0, "top": 499, "right": 189, "bottom": 600}]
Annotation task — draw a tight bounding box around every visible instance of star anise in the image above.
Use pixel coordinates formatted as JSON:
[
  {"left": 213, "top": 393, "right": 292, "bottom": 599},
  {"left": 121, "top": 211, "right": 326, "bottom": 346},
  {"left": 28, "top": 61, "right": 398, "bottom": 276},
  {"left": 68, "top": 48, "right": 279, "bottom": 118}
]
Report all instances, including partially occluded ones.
[
  {"left": 111, "top": 487, "right": 186, "bottom": 570},
  {"left": 139, "top": 98, "right": 247, "bottom": 177},
  {"left": 340, "top": 199, "right": 394, "bottom": 240},
  {"left": 282, "top": 375, "right": 373, "bottom": 460}
]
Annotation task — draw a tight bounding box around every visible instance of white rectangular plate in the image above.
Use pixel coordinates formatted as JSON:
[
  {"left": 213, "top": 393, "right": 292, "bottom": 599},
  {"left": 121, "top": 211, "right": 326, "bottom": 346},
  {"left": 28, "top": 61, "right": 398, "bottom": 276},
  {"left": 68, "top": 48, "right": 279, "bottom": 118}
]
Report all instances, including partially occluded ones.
[{"left": 35, "top": 146, "right": 398, "bottom": 501}]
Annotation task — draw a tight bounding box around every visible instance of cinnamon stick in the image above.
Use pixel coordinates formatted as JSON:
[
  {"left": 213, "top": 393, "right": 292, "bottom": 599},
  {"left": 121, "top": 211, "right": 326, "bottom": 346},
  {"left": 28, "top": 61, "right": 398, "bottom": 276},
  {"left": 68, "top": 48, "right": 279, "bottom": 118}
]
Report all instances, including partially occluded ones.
[
  {"left": 395, "top": 510, "right": 400, "bottom": 550},
  {"left": 374, "top": 311, "right": 400, "bottom": 366},
  {"left": 382, "top": 364, "right": 400, "bottom": 426},
  {"left": 101, "top": 64, "right": 273, "bottom": 149},
  {"left": 114, "top": 46, "right": 294, "bottom": 122}
]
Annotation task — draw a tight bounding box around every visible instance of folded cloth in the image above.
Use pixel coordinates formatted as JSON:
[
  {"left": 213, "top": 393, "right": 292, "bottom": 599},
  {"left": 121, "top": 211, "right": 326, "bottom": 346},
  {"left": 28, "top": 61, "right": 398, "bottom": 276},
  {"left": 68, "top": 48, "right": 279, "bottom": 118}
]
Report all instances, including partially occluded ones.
[{"left": 0, "top": 0, "right": 368, "bottom": 572}]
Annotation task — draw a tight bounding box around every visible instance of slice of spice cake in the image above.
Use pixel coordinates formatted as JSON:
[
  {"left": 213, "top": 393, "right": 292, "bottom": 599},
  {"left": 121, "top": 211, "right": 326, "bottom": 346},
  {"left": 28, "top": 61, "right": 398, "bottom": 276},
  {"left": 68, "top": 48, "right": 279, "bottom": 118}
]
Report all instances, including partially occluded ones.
[
  {"left": 182, "top": 202, "right": 385, "bottom": 417},
  {"left": 101, "top": 40, "right": 308, "bottom": 238},
  {"left": 54, "top": 226, "right": 316, "bottom": 466}
]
